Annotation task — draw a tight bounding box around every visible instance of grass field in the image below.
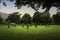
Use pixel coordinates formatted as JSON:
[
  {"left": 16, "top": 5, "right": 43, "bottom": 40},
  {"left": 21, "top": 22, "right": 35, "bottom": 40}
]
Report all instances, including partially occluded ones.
[{"left": 0, "top": 24, "right": 60, "bottom": 40}]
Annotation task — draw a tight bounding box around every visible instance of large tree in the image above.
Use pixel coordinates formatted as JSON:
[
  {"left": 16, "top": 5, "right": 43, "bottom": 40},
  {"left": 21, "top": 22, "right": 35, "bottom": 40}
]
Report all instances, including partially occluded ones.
[
  {"left": 52, "top": 11, "right": 60, "bottom": 25},
  {"left": 0, "top": 0, "right": 60, "bottom": 11},
  {"left": 6, "top": 12, "right": 21, "bottom": 24},
  {"left": 41, "top": 11, "right": 51, "bottom": 26},
  {"left": 33, "top": 11, "right": 42, "bottom": 27},
  {"left": 21, "top": 13, "right": 31, "bottom": 29}
]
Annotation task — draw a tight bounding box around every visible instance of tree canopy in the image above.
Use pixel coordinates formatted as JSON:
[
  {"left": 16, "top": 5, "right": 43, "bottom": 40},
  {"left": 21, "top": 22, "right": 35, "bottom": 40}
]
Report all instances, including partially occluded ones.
[
  {"left": 0, "top": 0, "right": 60, "bottom": 11},
  {"left": 52, "top": 11, "right": 60, "bottom": 24},
  {"left": 6, "top": 12, "right": 21, "bottom": 23},
  {"left": 22, "top": 13, "right": 31, "bottom": 24},
  {"left": 33, "top": 11, "right": 41, "bottom": 24}
]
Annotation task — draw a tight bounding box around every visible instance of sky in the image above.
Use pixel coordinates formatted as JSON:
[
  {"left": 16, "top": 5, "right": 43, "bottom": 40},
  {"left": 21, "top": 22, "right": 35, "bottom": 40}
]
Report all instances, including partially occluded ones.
[{"left": 0, "top": 0, "right": 58, "bottom": 17}]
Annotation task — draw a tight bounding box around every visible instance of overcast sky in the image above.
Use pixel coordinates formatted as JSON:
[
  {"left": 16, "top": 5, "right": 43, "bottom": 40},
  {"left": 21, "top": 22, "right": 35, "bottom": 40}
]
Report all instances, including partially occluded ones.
[{"left": 0, "top": 0, "right": 58, "bottom": 17}]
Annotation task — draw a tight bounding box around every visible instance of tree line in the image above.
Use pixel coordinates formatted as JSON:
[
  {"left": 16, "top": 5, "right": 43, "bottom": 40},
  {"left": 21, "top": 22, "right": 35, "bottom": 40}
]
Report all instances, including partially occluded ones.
[{"left": 0, "top": 11, "right": 60, "bottom": 28}]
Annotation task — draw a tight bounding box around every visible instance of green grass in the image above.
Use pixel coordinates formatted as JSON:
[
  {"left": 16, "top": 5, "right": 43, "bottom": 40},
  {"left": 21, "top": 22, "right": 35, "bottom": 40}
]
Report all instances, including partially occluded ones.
[{"left": 0, "top": 24, "right": 60, "bottom": 40}]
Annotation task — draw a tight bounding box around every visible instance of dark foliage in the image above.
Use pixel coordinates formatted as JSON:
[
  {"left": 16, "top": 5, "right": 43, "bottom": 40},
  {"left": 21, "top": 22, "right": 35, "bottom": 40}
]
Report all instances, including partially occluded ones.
[
  {"left": 21, "top": 13, "right": 32, "bottom": 28},
  {"left": 52, "top": 11, "right": 60, "bottom": 25},
  {"left": 6, "top": 12, "right": 21, "bottom": 24},
  {"left": 0, "top": 15, "right": 3, "bottom": 24},
  {"left": 0, "top": 0, "right": 60, "bottom": 11}
]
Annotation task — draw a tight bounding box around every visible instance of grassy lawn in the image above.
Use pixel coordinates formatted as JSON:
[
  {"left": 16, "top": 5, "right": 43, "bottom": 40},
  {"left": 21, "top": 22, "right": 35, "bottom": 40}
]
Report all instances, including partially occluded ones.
[{"left": 0, "top": 24, "right": 60, "bottom": 40}]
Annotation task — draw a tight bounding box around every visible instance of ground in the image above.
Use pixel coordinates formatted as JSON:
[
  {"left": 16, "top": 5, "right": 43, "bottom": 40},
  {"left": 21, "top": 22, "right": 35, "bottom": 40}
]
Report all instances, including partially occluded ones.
[{"left": 0, "top": 24, "right": 60, "bottom": 40}]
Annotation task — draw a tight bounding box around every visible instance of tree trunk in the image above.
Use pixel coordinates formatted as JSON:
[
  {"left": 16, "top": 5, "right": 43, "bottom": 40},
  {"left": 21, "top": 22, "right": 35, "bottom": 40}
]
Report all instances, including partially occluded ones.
[
  {"left": 35, "top": 23, "right": 37, "bottom": 28},
  {"left": 22, "top": 23, "right": 24, "bottom": 27},
  {"left": 14, "top": 23, "right": 16, "bottom": 27},
  {"left": 48, "top": 23, "right": 50, "bottom": 27},
  {"left": 27, "top": 24, "right": 29, "bottom": 29},
  {"left": 8, "top": 24, "right": 10, "bottom": 28},
  {"left": 29, "top": 24, "right": 32, "bottom": 26},
  {"left": 46, "top": 24, "right": 48, "bottom": 27},
  {"left": 40, "top": 23, "right": 42, "bottom": 26},
  {"left": 8, "top": 20, "right": 10, "bottom": 28}
]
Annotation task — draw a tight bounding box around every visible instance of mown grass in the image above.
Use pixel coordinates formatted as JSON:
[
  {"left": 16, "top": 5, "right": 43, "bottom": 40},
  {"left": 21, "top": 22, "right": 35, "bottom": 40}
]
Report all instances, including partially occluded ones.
[{"left": 0, "top": 24, "right": 60, "bottom": 40}]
